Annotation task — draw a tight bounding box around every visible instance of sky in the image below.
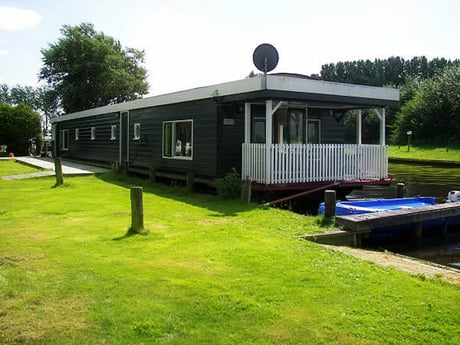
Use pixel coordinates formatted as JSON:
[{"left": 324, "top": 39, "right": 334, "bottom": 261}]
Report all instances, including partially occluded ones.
[{"left": 0, "top": 0, "right": 459, "bottom": 96}]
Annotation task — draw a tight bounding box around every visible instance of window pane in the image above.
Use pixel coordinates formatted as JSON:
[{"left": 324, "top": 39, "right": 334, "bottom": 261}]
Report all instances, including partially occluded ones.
[
  {"left": 133, "top": 123, "right": 140, "bottom": 140},
  {"left": 175, "top": 121, "right": 192, "bottom": 157},
  {"left": 307, "top": 121, "right": 320, "bottom": 144},
  {"left": 111, "top": 125, "right": 117, "bottom": 140},
  {"left": 252, "top": 117, "right": 265, "bottom": 143},
  {"left": 163, "top": 122, "right": 172, "bottom": 157},
  {"left": 289, "top": 111, "right": 304, "bottom": 144}
]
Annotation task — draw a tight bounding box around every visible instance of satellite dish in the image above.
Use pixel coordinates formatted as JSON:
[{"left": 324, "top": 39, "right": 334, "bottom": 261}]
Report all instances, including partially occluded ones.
[{"left": 253, "top": 43, "right": 279, "bottom": 74}]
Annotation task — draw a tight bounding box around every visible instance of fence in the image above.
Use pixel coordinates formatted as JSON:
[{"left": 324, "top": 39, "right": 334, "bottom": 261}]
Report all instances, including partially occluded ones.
[{"left": 242, "top": 143, "right": 388, "bottom": 184}]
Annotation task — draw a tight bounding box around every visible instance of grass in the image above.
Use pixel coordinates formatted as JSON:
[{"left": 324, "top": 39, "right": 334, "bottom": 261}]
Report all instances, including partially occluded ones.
[
  {"left": 1, "top": 160, "right": 459, "bottom": 344},
  {"left": 388, "top": 145, "right": 460, "bottom": 162},
  {"left": 0, "top": 159, "right": 45, "bottom": 175}
]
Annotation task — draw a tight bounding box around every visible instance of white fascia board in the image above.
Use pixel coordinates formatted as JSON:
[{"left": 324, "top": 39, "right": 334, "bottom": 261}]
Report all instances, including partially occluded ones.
[
  {"left": 266, "top": 75, "right": 400, "bottom": 102},
  {"left": 52, "top": 77, "right": 263, "bottom": 123},
  {"left": 53, "top": 75, "right": 399, "bottom": 123}
]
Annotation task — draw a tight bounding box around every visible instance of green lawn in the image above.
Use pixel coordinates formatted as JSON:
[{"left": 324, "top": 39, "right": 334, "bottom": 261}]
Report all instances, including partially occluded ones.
[
  {"left": 0, "top": 161, "right": 459, "bottom": 344},
  {"left": 389, "top": 145, "right": 460, "bottom": 162}
]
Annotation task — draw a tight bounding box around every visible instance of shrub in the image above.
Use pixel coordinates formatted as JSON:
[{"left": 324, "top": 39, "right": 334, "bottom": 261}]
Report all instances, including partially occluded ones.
[{"left": 216, "top": 168, "right": 241, "bottom": 199}]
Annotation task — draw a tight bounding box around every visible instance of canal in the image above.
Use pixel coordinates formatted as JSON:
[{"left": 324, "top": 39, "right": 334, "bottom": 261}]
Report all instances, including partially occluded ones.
[{"left": 348, "top": 162, "right": 460, "bottom": 269}]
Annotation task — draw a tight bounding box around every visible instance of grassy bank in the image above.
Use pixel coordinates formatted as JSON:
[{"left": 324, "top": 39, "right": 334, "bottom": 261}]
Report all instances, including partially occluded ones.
[
  {"left": 388, "top": 145, "right": 460, "bottom": 162},
  {"left": 1, "top": 161, "right": 459, "bottom": 344}
]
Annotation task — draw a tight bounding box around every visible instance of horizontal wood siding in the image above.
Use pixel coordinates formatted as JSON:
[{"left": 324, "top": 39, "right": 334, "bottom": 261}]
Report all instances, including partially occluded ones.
[
  {"left": 128, "top": 99, "right": 218, "bottom": 178},
  {"left": 56, "top": 113, "right": 119, "bottom": 165},
  {"left": 217, "top": 103, "right": 245, "bottom": 177}
]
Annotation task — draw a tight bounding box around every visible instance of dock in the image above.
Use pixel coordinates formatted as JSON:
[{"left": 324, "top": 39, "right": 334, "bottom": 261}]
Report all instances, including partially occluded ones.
[{"left": 336, "top": 202, "right": 460, "bottom": 232}]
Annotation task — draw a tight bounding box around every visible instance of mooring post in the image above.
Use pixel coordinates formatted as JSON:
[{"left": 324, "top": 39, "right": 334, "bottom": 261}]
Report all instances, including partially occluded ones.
[
  {"left": 324, "top": 190, "right": 336, "bottom": 218},
  {"left": 397, "top": 183, "right": 406, "bottom": 198},
  {"left": 241, "top": 177, "right": 252, "bottom": 204},
  {"left": 54, "top": 157, "right": 64, "bottom": 186},
  {"left": 130, "top": 186, "right": 144, "bottom": 233}
]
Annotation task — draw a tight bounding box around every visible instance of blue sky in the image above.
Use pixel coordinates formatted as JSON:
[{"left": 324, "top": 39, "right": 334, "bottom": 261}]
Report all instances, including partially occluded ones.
[{"left": 1, "top": 0, "right": 459, "bottom": 95}]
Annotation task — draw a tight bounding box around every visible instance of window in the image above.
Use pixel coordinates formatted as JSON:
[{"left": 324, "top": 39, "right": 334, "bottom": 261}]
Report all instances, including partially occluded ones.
[
  {"left": 307, "top": 120, "right": 320, "bottom": 144},
  {"left": 163, "top": 120, "right": 193, "bottom": 159},
  {"left": 111, "top": 125, "right": 117, "bottom": 140},
  {"left": 60, "top": 129, "right": 69, "bottom": 150},
  {"left": 75, "top": 128, "right": 79, "bottom": 140},
  {"left": 91, "top": 127, "right": 96, "bottom": 140},
  {"left": 251, "top": 117, "right": 266, "bottom": 143},
  {"left": 133, "top": 123, "right": 141, "bottom": 140},
  {"left": 274, "top": 110, "right": 304, "bottom": 144}
]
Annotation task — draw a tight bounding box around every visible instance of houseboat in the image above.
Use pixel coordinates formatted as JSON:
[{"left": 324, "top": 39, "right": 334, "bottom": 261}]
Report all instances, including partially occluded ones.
[{"left": 52, "top": 73, "right": 399, "bottom": 194}]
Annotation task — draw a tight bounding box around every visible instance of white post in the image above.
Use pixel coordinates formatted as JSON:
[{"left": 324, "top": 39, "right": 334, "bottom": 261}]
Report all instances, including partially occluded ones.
[
  {"left": 356, "top": 110, "right": 362, "bottom": 145},
  {"left": 265, "top": 100, "right": 273, "bottom": 184},
  {"left": 244, "top": 102, "right": 251, "bottom": 144},
  {"left": 380, "top": 107, "right": 385, "bottom": 146},
  {"left": 374, "top": 108, "right": 385, "bottom": 146}
]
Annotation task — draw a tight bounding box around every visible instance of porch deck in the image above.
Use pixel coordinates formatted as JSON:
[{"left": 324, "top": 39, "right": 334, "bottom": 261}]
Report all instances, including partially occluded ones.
[{"left": 242, "top": 143, "right": 388, "bottom": 186}]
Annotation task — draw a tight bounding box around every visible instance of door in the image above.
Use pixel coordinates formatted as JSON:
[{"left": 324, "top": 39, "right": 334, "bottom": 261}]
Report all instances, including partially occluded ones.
[{"left": 119, "top": 112, "right": 129, "bottom": 165}]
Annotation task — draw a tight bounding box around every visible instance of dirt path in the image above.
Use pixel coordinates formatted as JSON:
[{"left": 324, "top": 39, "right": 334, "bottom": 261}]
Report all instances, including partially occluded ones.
[{"left": 327, "top": 245, "right": 460, "bottom": 285}]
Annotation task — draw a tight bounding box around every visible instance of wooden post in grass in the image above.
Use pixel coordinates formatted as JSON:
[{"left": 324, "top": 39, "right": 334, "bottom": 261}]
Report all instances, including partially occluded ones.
[
  {"left": 241, "top": 177, "right": 252, "bottom": 203},
  {"left": 324, "top": 190, "right": 336, "bottom": 218},
  {"left": 130, "top": 186, "right": 144, "bottom": 233},
  {"left": 54, "top": 157, "right": 64, "bottom": 186}
]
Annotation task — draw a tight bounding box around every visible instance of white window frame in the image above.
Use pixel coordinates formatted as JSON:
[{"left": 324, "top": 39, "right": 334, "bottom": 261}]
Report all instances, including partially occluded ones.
[
  {"left": 75, "top": 128, "right": 79, "bottom": 140},
  {"left": 111, "top": 125, "right": 117, "bottom": 140},
  {"left": 60, "top": 129, "right": 69, "bottom": 150},
  {"left": 162, "top": 119, "right": 193, "bottom": 160},
  {"left": 91, "top": 127, "right": 96, "bottom": 140},
  {"left": 133, "top": 123, "right": 141, "bottom": 140}
]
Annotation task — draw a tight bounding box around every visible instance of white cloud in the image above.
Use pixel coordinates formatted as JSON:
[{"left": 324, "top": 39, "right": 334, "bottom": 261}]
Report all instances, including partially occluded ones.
[
  {"left": 0, "top": 48, "right": 7, "bottom": 56},
  {"left": 0, "top": 6, "right": 42, "bottom": 31}
]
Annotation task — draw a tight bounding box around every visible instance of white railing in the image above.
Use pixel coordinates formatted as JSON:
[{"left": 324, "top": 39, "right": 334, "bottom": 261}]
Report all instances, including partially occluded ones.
[{"left": 242, "top": 143, "right": 388, "bottom": 185}]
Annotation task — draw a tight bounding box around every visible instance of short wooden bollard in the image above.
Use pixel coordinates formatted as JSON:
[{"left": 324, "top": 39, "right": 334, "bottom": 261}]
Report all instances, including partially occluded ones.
[
  {"left": 397, "top": 183, "right": 406, "bottom": 198},
  {"left": 130, "top": 186, "right": 144, "bottom": 233},
  {"left": 54, "top": 157, "right": 64, "bottom": 186},
  {"left": 241, "top": 178, "right": 252, "bottom": 204},
  {"left": 324, "top": 190, "right": 336, "bottom": 218}
]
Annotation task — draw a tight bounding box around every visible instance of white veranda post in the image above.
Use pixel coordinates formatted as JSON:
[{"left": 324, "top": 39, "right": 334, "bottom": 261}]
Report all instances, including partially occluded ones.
[
  {"left": 374, "top": 108, "right": 386, "bottom": 146},
  {"left": 265, "top": 100, "right": 284, "bottom": 184}
]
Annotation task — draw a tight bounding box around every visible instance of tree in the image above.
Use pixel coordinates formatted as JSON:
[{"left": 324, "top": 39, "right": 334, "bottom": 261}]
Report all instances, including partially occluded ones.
[
  {"left": 391, "top": 65, "right": 460, "bottom": 147},
  {"left": 0, "top": 84, "right": 60, "bottom": 139},
  {"left": 39, "top": 23, "right": 149, "bottom": 114},
  {"left": 0, "top": 103, "right": 43, "bottom": 155}
]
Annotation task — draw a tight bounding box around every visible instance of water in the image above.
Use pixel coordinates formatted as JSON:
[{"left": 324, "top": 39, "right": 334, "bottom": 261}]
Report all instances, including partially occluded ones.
[{"left": 347, "top": 162, "right": 460, "bottom": 269}]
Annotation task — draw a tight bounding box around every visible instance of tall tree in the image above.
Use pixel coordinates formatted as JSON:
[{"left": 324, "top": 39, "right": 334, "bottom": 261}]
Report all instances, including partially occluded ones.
[
  {"left": 318, "top": 56, "right": 459, "bottom": 87},
  {"left": 39, "top": 23, "right": 149, "bottom": 114},
  {"left": 0, "top": 103, "right": 43, "bottom": 155},
  {"left": 391, "top": 65, "right": 460, "bottom": 147}
]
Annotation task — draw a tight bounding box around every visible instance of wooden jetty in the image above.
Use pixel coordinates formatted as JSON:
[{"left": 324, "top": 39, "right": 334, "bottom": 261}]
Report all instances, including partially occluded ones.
[{"left": 336, "top": 202, "right": 460, "bottom": 232}]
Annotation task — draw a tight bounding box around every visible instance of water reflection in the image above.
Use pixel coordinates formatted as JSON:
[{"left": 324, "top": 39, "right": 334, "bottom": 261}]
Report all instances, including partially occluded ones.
[
  {"left": 347, "top": 162, "right": 460, "bottom": 269},
  {"left": 348, "top": 162, "right": 460, "bottom": 202}
]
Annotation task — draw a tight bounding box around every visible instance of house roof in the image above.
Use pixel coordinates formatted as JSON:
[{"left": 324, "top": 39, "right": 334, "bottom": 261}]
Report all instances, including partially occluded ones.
[{"left": 53, "top": 75, "right": 399, "bottom": 123}]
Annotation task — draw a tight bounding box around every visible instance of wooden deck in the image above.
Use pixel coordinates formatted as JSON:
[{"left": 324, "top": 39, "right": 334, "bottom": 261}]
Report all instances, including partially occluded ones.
[{"left": 336, "top": 203, "right": 460, "bottom": 232}]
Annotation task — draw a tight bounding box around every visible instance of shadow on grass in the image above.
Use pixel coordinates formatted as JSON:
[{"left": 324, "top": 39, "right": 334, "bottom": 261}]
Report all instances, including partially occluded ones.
[
  {"left": 96, "top": 171, "right": 259, "bottom": 217},
  {"left": 112, "top": 227, "right": 149, "bottom": 241}
]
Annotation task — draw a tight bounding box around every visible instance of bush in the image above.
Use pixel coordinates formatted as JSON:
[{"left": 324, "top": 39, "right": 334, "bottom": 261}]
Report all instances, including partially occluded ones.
[
  {"left": 216, "top": 168, "right": 242, "bottom": 199},
  {"left": 0, "top": 103, "right": 43, "bottom": 155}
]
